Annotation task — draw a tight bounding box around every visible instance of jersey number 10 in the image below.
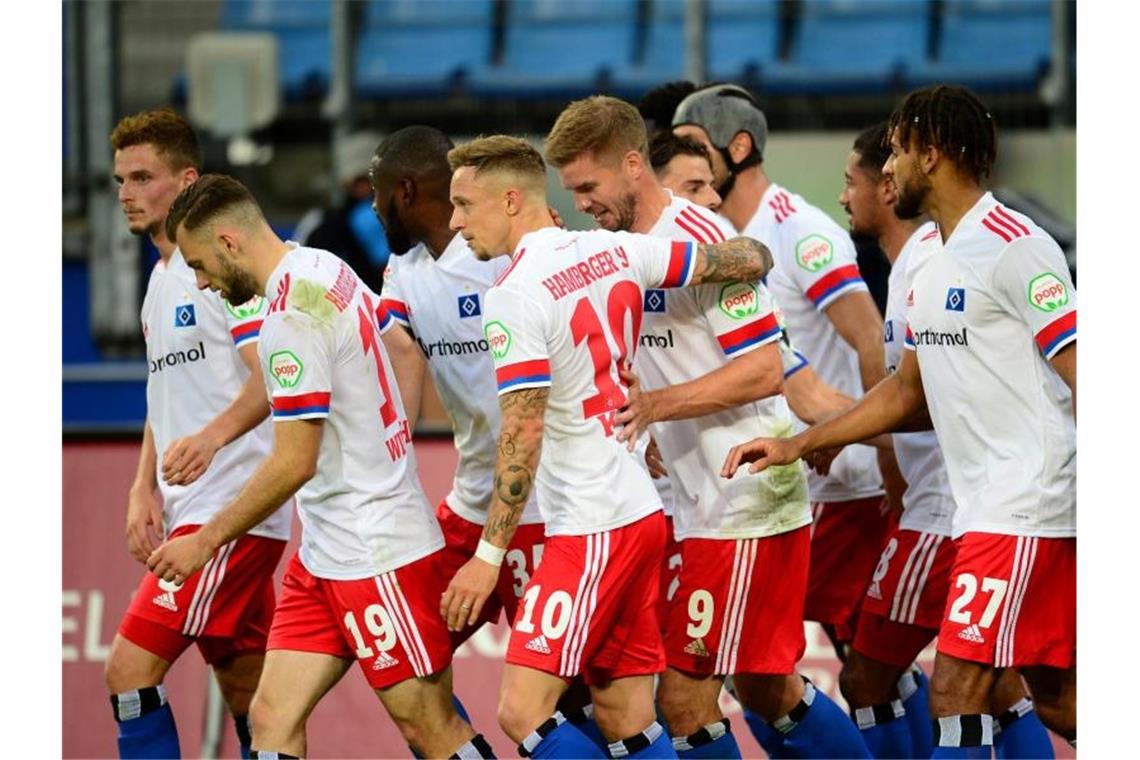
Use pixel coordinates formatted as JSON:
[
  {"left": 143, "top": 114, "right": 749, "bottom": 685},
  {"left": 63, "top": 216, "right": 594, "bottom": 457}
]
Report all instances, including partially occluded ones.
[{"left": 569, "top": 282, "right": 643, "bottom": 436}]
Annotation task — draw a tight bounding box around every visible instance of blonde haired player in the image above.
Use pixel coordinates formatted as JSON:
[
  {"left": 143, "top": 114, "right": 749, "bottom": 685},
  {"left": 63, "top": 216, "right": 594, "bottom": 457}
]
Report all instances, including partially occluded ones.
[{"left": 439, "top": 135, "right": 773, "bottom": 759}]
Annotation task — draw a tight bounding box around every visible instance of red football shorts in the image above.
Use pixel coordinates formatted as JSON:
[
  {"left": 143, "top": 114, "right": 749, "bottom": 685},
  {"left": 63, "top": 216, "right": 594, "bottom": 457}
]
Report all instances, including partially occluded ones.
[
  {"left": 805, "top": 496, "right": 895, "bottom": 642},
  {"left": 505, "top": 511, "right": 666, "bottom": 686},
  {"left": 118, "top": 524, "right": 285, "bottom": 666},
  {"left": 666, "top": 526, "right": 810, "bottom": 676},
  {"left": 936, "top": 532, "right": 1075, "bottom": 670},
  {"left": 657, "top": 515, "right": 682, "bottom": 635},
  {"left": 267, "top": 551, "right": 454, "bottom": 689},
  {"left": 435, "top": 500, "right": 547, "bottom": 648},
  {"left": 853, "top": 528, "right": 956, "bottom": 667}
]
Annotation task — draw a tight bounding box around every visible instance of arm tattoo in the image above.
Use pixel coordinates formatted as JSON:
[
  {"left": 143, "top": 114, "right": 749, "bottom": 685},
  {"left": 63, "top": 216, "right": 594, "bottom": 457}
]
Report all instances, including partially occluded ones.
[
  {"left": 695, "top": 237, "right": 773, "bottom": 284},
  {"left": 481, "top": 387, "right": 549, "bottom": 544}
]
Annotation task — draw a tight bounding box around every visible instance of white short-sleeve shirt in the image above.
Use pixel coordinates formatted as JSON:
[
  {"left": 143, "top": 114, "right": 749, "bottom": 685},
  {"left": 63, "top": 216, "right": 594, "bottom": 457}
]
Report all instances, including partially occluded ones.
[
  {"left": 260, "top": 245, "right": 443, "bottom": 579},
  {"left": 141, "top": 250, "right": 290, "bottom": 541},
  {"left": 378, "top": 235, "right": 542, "bottom": 527},
  {"left": 904, "top": 193, "right": 1075, "bottom": 538}
]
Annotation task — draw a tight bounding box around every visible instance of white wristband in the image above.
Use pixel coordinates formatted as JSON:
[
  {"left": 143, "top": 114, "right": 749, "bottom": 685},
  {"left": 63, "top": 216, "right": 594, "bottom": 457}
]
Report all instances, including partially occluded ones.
[{"left": 475, "top": 538, "right": 507, "bottom": 567}]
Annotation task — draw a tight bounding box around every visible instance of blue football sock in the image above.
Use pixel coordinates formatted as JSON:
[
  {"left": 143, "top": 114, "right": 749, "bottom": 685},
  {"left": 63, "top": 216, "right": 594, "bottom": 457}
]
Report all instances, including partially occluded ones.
[
  {"left": 994, "top": 699, "right": 1054, "bottom": 759},
  {"left": 776, "top": 681, "right": 871, "bottom": 758},
  {"left": 452, "top": 694, "right": 472, "bottom": 724},
  {"left": 607, "top": 721, "right": 676, "bottom": 758},
  {"left": 899, "top": 666, "right": 933, "bottom": 759},
  {"left": 740, "top": 707, "right": 790, "bottom": 758},
  {"left": 853, "top": 700, "right": 911, "bottom": 758},
  {"left": 520, "top": 711, "right": 606, "bottom": 759},
  {"left": 111, "top": 685, "right": 180, "bottom": 759},
  {"left": 672, "top": 718, "right": 741, "bottom": 759},
  {"left": 932, "top": 714, "right": 993, "bottom": 759},
  {"left": 233, "top": 713, "right": 252, "bottom": 759},
  {"left": 565, "top": 704, "right": 611, "bottom": 753}
]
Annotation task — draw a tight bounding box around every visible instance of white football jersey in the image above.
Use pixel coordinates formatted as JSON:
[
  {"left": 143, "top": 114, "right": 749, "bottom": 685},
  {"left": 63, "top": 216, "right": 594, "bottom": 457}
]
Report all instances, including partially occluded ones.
[
  {"left": 377, "top": 234, "right": 542, "bottom": 527},
  {"left": 482, "top": 226, "right": 701, "bottom": 535},
  {"left": 260, "top": 245, "right": 443, "bottom": 579},
  {"left": 141, "top": 250, "right": 291, "bottom": 541},
  {"left": 743, "top": 183, "right": 884, "bottom": 503},
  {"left": 885, "top": 223, "right": 954, "bottom": 536},
  {"left": 904, "top": 193, "right": 1075, "bottom": 538},
  {"left": 638, "top": 194, "right": 810, "bottom": 540}
]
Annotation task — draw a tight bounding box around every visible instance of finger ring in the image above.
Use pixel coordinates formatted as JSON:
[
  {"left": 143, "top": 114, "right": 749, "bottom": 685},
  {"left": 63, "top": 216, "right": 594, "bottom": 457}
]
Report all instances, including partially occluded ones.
[{"left": 461, "top": 603, "right": 471, "bottom": 610}]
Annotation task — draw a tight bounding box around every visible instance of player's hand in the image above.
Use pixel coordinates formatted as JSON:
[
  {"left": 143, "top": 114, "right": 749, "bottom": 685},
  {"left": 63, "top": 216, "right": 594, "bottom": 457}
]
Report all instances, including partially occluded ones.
[
  {"left": 162, "top": 431, "right": 222, "bottom": 486},
  {"left": 877, "top": 447, "right": 908, "bottom": 518},
  {"left": 548, "top": 206, "right": 565, "bottom": 228},
  {"left": 615, "top": 367, "right": 657, "bottom": 451},
  {"left": 645, "top": 436, "right": 667, "bottom": 479},
  {"left": 147, "top": 533, "right": 214, "bottom": 585},
  {"left": 125, "top": 485, "right": 164, "bottom": 564},
  {"left": 440, "top": 556, "right": 499, "bottom": 632},
  {"left": 805, "top": 446, "right": 843, "bottom": 477},
  {"left": 721, "top": 436, "right": 804, "bottom": 477}
]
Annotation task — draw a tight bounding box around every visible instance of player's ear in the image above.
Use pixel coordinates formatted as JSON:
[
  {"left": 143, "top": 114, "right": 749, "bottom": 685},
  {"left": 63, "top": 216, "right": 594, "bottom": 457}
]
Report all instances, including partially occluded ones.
[
  {"left": 397, "top": 178, "right": 416, "bottom": 207},
  {"left": 728, "top": 131, "right": 752, "bottom": 164},
  {"left": 624, "top": 149, "right": 644, "bottom": 179},
  {"left": 179, "top": 167, "right": 199, "bottom": 192},
  {"left": 504, "top": 187, "right": 522, "bottom": 216},
  {"left": 920, "top": 143, "right": 940, "bottom": 175}
]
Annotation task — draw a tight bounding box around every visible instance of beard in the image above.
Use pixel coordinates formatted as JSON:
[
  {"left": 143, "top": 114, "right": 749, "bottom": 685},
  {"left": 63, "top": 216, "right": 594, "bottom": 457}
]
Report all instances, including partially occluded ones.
[
  {"left": 894, "top": 172, "right": 931, "bottom": 220},
  {"left": 383, "top": 196, "right": 414, "bottom": 254},
  {"left": 217, "top": 253, "right": 260, "bottom": 306},
  {"left": 601, "top": 189, "right": 638, "bottom": 232}
]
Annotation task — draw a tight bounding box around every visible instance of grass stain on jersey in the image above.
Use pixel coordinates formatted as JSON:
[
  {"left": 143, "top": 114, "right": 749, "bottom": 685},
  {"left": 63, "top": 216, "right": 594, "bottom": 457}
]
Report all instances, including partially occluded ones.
[
  {"left": 728, "top": 420, "right": 810, "bottom": 532},
  {"left": 288, "top": 278, "right": 339, "bottom": 323}
]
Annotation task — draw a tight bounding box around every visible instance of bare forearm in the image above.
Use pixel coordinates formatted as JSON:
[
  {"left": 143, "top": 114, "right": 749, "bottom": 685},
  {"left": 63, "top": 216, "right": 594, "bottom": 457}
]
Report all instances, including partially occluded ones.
[
  {"left": 482, "top": 389, "right": 548, "bottom": 548},
  {"left": 197, "top": 450, "right": 307, "bottom": 551},
  {"left": 797, "top": 373, "right": 923, "bottom": 456},
  {"left": 648, "top": 353, "right": 782, "bottom": 422},
  {"left": 132, "top": 422, "right": 158, "bottom": 493},
  {"left": 693, "top": 237, "right": 773, "bottom": 285},
  {"left": 199, "top": 373, "right": 271, "bottom": 449},
  {"left": 384, "top": 326, "right": 426, "bottom": 431}
]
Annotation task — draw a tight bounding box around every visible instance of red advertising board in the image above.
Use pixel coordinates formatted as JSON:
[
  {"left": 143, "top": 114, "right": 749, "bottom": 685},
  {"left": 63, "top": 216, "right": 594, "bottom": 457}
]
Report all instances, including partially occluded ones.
[{"left": 64, "top": 439, "right": 1072, "bottom": 758}]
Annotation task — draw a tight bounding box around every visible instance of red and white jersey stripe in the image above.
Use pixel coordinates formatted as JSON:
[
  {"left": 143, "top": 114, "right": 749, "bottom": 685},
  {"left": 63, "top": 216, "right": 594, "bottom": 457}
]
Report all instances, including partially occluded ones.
[
  {"left": 994, "top": 536, "right": 1039, "bottom": 667},
  {"left": 560, "top": 532, "right": 611, "bottom": 676}
]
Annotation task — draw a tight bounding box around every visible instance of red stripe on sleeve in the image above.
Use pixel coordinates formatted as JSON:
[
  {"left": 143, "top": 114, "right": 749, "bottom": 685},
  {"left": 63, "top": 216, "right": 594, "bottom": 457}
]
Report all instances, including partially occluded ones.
[
  {"left": 662, "top": 241, "right": 693, "bottom": 287},
  {"left": 981, "top": 217, "right": 1013, "bottom": 243},
  {"left": 273, "top": 392, "right": 332, "bottom": 412},
  {"left": 993, "top": 206, "right": 1031, "bottom": 237},
  {"left": 495, "top": 359, "right": 552, "bottom": 385},
  {"left": 1035, "top": 311, "right": 1076, "bottom": 353},
  {"left": 804, "top": 264, "right": 864, "bottom": 305}
]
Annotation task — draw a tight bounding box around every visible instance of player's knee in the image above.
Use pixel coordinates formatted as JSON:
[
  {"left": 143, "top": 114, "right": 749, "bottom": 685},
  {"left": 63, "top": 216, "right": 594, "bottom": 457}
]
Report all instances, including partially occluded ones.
[
  {"left": 497, "top": 688, "right": 543, "bottom": 743},
  {"left": 1030, "top": 690, "right": 1076, "bottom": 740},
  {"left": 655, "top": 680, "right": 699, "bottom": 734},
  {"left": 838, "top": 654, "right": 892, "bottom": 707},
  {"left": 249, "top": 687, "right": 303, "bottom": 741},
  {"left": 104, "top": 642, "right": 160, "bottom": 694}
]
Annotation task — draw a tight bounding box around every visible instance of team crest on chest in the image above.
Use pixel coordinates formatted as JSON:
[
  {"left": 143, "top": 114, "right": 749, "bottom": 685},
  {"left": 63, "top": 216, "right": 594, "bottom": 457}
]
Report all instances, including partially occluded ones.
[
  {"left": 174, "top": 303, "right": 197, "bottom": 327},
  {"left": 945, "top": 288, "right": 966, "bottom": 312},
  {"left": 458, "top": 293, "right": 481, "bottom": 319},
  {"left": 644, "top": 289, "right": 666, "bottom": 313}
]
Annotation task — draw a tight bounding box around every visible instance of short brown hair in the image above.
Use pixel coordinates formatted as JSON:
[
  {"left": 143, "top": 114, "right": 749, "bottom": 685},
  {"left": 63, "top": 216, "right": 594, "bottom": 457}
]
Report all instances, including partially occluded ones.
[
  {"left": 447, "top": 135, "right": 547, "bottom": 186},
  {"left": 110, "top": 107, "right": 203, "bottom": 173},
  {"left": 649, "top": 131, "right": 712, "bottom": 173},
  {"left": 165, "top": 173, "right": 263, "bottom": 242},
  {"left": 544, "top": 96, "right": 648, "bottom": 168}
]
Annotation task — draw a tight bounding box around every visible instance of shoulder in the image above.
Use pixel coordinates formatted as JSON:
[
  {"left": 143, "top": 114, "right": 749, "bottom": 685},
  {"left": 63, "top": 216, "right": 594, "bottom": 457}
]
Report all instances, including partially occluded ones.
[{"left": 670, "top": 201, "right": 732, "bottom": 243}]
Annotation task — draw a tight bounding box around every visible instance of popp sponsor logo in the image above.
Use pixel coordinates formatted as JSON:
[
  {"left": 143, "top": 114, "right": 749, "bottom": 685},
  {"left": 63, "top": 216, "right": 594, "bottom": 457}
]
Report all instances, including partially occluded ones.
[
  {"left": 269, "top": 350, "right": 304, "bottom": 389},
  {"left": 795, "top": 234, "right": 834, "bottom": 273},
  {"left": 1027, "top": 272, "right": 1069, "bottom": 313},
  {"left": 484, "top": 321, "right": 513, "bottom": 360},
  {"left": 718, "top": 282, "right": 760, "bottom": 320}
]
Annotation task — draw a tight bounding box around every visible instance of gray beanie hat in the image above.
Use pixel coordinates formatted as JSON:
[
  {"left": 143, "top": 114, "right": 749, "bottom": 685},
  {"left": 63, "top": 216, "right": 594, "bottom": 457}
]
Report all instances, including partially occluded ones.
[{"left": 672, "top": 84, "right": 768, "bottom": 160}]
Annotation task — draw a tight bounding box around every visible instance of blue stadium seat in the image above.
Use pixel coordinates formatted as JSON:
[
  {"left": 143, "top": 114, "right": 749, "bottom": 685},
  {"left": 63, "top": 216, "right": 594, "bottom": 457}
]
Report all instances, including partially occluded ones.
[
  {"left": 469, "top": 0, "right": 640, "bottom": 99},
  {"left": 355, "top": 0, "right": 494, "bottom": 97},
  {"left": 611, "top": 0, "right": 687, "bottom": 98},
  {"left": 765, "top": 0, "right": 930, "bottom": 95},
  {"left": 907, "top": 0, "right": 1052, "bottom": 91},
  {"left": 707, "top": 0, "right": 781, "bottom": 83},
  {"left": 219, "top": 0, "right": 331, "bottom": 99}
]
